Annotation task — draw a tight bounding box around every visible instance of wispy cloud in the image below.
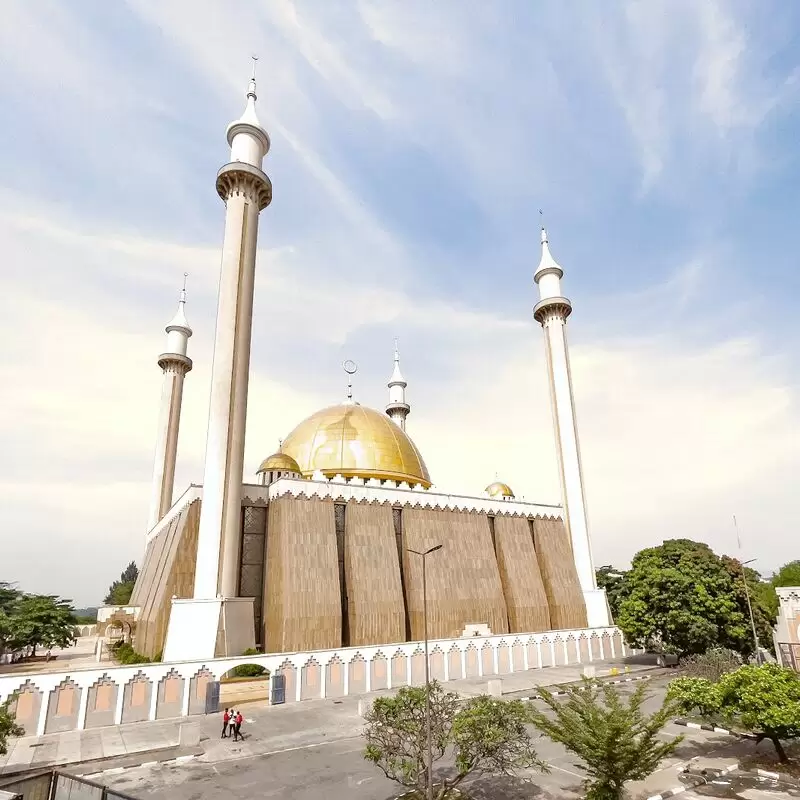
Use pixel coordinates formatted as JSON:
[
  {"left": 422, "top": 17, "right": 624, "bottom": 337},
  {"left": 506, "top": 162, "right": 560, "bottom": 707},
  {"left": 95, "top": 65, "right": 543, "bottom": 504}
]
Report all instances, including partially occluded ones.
[{"left": 2, "top": 0, "right": 800, "bottom": 603}]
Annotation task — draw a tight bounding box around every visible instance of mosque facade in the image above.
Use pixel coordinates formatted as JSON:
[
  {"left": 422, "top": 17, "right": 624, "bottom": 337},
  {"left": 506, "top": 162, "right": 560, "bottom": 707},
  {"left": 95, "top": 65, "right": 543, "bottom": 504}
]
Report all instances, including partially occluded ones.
[{"left": 130, "top": 74, "right": 610, "bottom": 662}]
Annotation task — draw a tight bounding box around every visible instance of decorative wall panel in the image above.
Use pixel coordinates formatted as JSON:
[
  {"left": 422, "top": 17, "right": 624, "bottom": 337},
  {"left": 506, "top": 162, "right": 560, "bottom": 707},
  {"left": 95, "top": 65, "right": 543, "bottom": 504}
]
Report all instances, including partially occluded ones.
[
  {"left": 263, "top": 496, "right": 341, "bottom": 653},
  {"left": 531, "top": 517, "right": 588, "bottom": 629},
  {"left": 493, "top": 515, "right": 551, "bottom": 633},
  {"left": 402, "top": 508, "right": 508, "bottom": 641},
  {"left": 344, "top": 501, "right": 406, "bottom": 647},
  {"left": 132, "top": 500, "right": 201, "bottom": 658}
]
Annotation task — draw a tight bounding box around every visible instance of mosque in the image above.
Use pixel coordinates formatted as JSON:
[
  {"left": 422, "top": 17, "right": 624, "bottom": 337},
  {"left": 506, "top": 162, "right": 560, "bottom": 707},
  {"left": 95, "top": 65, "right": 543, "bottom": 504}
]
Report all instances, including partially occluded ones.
[{"left": 130, "top": 72, "right": 611, "bottom": 662}]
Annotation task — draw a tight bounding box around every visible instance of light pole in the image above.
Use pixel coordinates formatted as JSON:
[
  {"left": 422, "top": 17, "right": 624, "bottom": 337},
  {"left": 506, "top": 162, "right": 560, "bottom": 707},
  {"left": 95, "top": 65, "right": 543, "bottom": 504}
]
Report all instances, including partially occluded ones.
[
  {"left": 741, "top": 557, "right": 762, "bottom": 664},
  {"left": 408, "top": 543, "right": 442, "bottom": 800}
]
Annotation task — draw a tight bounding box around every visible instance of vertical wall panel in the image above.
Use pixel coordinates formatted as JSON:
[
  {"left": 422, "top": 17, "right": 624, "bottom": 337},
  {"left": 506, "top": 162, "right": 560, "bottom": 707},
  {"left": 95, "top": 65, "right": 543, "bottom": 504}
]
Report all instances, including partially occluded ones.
[
  {"left": 263, "top": 496, "right": 341, "bottom": 653},
  {"left": 133, "top": 500, "right": 201, "bottom": 658},
  {"left": 532, "top": 516, "right": 588, "bottom": 630},
  {"left": 493, "top": 515, "right": 551, "bottom": 632},
  {"left": 344, "top": 501, "right": 406, "bottom": 647},
  {"left": 402, "top": 508, "right": 508, "bottom": 641}
]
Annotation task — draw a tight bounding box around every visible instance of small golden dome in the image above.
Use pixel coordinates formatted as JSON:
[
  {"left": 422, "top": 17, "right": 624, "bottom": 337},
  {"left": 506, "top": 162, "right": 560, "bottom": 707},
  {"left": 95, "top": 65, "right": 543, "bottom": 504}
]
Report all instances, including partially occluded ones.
[
  {"left": 280, "top": 403, "right": 431, "bottom": 488},
  {"left": 485, "top": 481, "right": 515, "bottom": 499},
  {"left": 257, "top": 452, "right": 302, "bottom": 474}
]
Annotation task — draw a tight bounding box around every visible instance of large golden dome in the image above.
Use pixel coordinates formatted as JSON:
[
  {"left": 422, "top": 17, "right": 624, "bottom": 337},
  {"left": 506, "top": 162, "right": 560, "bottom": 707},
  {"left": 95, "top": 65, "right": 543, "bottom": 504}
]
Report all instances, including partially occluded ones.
[{"left": 280, "top": 403, "right": 432, "bottom": 488}]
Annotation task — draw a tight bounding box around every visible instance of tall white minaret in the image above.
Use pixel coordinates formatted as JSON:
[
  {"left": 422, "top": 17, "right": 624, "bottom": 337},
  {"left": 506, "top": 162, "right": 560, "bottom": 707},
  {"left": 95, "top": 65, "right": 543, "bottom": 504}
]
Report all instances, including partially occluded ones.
[
  {"left": 385, "top": 340, "right": 410, "bottom": 430},
  {"left": 147, "top": 277, "right": 192, "bottom": 531},
  {"left": 161, "top": 61, "right": 273, "bottom": 662},
  {"left": 533, "top": 225, "right": 610, "bottom": 627},
  {"left": 193, "top": 62, "right": 272, "bottom": 604}
]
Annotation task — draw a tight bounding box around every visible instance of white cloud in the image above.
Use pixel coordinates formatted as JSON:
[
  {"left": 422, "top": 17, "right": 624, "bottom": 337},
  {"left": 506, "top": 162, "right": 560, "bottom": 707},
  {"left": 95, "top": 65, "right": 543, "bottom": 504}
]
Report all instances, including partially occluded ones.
[{"left": 1, "top": 0, "right": 799, "bottom": 609}]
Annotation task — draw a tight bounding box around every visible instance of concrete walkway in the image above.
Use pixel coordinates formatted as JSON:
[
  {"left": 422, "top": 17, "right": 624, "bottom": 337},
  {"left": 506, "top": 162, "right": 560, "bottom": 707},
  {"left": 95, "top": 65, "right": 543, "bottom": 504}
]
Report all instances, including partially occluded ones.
[{"left": 0, "top": 659, "right": 656, "bottom": 777}]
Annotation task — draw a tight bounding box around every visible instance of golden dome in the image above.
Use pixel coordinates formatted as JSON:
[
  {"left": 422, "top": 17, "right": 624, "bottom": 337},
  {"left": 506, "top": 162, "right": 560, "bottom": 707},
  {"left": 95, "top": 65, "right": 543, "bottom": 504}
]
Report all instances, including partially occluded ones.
[
  {"left": 485, "top": 481, "right": 515, "bottom": 499},
  {"left": 257, "top": 452, "right": 302, "bottom": 474},
  {"left": 280, "top": 403, "right": 431, "bottom": 488}
]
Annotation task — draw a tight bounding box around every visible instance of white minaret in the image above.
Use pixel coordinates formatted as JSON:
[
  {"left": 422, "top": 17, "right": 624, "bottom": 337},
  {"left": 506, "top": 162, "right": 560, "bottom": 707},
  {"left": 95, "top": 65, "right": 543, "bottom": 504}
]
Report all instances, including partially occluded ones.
[
  {"left": 163, "top": 61, "right": 271, "bottom": 661},
  {"left": 147, "top": 278, "right": 192, "bottom": 531},
  {"left": 385, "top": 340, "right": 410, "bottom": 430},
  {"left": 533, "top": 225, "right": 610, "bottom": 627}
]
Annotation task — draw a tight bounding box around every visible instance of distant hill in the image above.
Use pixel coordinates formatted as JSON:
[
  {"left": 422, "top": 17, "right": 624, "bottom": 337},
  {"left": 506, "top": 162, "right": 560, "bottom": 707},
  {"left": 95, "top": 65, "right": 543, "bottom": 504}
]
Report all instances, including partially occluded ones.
[{"left": 73, "top": 607, "right": 98, "bottom": 622}]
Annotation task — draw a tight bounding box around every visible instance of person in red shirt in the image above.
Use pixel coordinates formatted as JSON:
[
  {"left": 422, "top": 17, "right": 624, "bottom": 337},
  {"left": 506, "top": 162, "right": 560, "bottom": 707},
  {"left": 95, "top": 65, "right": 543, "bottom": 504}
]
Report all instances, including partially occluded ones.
[
  {"left": 234, "top": 711, "right": 243, "bottom": 741},
  {"left": 221, "top": 708, "right": 230, "bottom": 739}
]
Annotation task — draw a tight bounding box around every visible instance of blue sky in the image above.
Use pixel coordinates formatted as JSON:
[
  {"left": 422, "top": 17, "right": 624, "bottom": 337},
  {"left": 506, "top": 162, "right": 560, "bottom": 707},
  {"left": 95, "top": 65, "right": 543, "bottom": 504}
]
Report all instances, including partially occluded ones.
[{"left": 1, "top": 0, "right": 799, "bottom": 606}]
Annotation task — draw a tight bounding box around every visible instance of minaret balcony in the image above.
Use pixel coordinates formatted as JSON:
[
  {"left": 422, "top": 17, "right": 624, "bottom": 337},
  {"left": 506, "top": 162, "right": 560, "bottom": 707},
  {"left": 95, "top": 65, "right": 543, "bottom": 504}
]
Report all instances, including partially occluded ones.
[{"left": 533, "top": 296, "right": 573, "bottom": 324}]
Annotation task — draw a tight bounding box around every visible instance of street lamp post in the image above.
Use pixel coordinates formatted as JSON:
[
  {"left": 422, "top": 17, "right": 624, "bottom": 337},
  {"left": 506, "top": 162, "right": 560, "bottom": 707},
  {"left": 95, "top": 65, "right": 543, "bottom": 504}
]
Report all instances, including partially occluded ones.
[
  {"left": 741, "top": 557, "right": 762, "bottom": 664},
  {"left": 408, "top": 543, "right": 442, "bottom": 800}
]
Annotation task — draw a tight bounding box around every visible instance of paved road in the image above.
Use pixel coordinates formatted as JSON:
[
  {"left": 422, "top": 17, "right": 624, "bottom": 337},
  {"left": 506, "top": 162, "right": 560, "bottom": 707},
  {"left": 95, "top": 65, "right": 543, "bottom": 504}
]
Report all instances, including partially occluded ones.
[{"left": 105, "top": 675, "right": 752, "bottom": 800}]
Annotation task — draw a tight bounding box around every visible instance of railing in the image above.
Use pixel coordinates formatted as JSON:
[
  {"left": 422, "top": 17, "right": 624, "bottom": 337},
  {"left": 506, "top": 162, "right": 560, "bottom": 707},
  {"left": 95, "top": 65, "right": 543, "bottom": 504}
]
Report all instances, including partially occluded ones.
[{"left": 0, "top": 769, "right": 137, "bottom": 800}]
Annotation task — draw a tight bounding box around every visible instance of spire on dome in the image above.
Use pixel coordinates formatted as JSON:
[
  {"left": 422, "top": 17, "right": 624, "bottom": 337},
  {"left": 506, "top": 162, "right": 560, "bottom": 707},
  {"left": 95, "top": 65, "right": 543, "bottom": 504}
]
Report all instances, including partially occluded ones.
[
  {"left": 237, "top": 56, "right": 262, "bottom": 129},
  {"left": 389, "top": 338, "right": 406, "bottom": 386},
  {"left": 166, "top": 273, "right": 192, "bottom": 336},
  {"left": 225, "top": 56, "right": 271, "bottom": 161},
  {"left": 534, "top": 212, "right": 564, "bottom": 283}
]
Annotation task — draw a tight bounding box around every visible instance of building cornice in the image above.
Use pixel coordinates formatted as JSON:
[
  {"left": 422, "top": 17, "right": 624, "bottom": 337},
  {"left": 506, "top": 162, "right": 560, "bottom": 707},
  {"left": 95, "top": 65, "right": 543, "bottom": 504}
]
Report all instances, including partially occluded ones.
[{"left": 240, "top": 476, "right": 563, "bottom": 518}]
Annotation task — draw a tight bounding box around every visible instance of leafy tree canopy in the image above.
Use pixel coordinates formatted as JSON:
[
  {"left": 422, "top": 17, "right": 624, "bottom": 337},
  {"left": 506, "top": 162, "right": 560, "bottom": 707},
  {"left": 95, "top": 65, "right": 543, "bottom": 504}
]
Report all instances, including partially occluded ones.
[
  {"left": 772, "top": 560, "right": 800, "bottom": 589},
  {"left": 595, "top": 566, "right": 628, "bottom": 620},
  {"left": 614, "top": 539, "right": 773, "bottom": 657},
  {"left": 104, "top": 562, "right": 138, "bottom": 605},
  {"left": 363, "top": 681, "right": 546, "bottom": 799},
  {"left": 528, "top": 678, "right": 683, "bottom": 800},
  {"left": 0, "top": 585, "right": 77, "bottom": 659},
  {"left": 668, "top": 664, "right": 800, "bottom": 762}
]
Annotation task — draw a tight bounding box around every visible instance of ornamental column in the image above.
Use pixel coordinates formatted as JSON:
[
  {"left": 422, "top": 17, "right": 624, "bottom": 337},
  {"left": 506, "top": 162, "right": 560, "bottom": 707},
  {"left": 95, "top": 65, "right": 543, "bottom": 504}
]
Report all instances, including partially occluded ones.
[
  {"left": 147, "top": 281, "right": 192, "bottom": 531},
  {"left": 533, "top": 226, "right": 610, "bottom": 627},
  {"left": 193, "top": 71, "right": 272, "bottom": 602}
]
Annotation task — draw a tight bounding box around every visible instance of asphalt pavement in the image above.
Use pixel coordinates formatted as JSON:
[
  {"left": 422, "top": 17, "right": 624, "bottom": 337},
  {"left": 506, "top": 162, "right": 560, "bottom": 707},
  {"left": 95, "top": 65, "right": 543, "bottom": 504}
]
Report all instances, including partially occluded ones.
[{"left": 101, "top": 674, "right": 790, "bottom": 800}]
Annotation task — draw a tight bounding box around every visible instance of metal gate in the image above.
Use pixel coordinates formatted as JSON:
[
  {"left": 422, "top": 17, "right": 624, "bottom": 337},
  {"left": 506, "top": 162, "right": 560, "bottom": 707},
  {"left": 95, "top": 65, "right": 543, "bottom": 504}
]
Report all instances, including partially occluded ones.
[
  {"left": 0, "top": 771, "right": 138, "bottom": 800},
  {"left": 205, "top": 680, "right": 221, "bottom": 714},
  {"left": 271, "top": 673, "right": 286, "bottom": 705}
]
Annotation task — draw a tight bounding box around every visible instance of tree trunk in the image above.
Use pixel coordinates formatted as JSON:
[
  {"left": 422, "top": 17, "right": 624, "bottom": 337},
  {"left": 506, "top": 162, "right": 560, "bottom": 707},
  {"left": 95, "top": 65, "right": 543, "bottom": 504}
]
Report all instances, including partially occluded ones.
[{"left": 770, "top": 735, "right": 788, "bottom": 763}]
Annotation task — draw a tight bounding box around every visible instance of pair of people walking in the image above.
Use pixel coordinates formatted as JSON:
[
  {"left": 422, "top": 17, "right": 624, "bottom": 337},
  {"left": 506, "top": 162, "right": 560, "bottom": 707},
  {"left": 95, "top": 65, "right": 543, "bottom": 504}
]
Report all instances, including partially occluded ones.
[{"left": 221, "top": 708, "right": 244, "bottom": 741}]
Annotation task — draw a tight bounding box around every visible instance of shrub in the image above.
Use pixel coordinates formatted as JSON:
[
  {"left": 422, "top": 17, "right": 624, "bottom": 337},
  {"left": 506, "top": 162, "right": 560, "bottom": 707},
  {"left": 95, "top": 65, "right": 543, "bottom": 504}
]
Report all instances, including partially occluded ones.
[
  {"left": 681, "top": 647, "right": 742, "bottom": 681},
  {"left": 0, "top": 698, "right": 23, "bottom": 756},
  {"left": 230, "top": 663, "right": 267, "bottom": 678},
  {"left": 111, "top": 641, "right": 152, "bottom": 665},
  {"left": 528, "top": 678, "right": 683, "bottom": 800}
]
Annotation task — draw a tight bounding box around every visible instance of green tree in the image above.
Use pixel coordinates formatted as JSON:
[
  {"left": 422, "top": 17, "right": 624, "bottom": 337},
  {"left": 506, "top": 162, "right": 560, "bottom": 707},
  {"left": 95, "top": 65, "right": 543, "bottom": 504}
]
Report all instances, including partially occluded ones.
[
  {"left": 668, "top": 664, "right": 800, "bottom": 762},
  {"left": 615, "top": 539, "right": 772, "bottom": 657},
  {"left": 104, "top": 562, "right": 138, "bottom": 605},
  {"left": 595, "top": 566, "right": 628, "bottom": 620},
  {"left": 758, "top": 560, "right": 800, "bottom": 620},
  {"left": 363, "top": 682, "right": 546, "bottom": 799},
  {"left": 0, "top": 583, "right": 22, "bottom": 659},
  {"left": 528, "top": 679, "right": 683, "bottom": 800},
  {"left": 11, "top": 594, "right": 77, "bottom": 656},
  {"left": 721, "top": 556, "right": 776, "bottom": 655},
  {"left": 772, "top": 560, "right": 800, "bottom": 589},
  {"left": 0, "top": 698, "right": 23, "bottom": 756}
]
